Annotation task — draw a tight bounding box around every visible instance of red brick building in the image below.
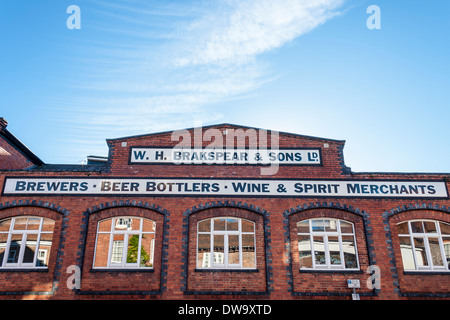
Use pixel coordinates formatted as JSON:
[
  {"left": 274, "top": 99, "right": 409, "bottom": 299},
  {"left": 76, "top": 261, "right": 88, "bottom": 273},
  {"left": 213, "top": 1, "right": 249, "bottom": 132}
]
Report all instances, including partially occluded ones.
[{"left": 0, "top": 118, "right": 449, "bottom": 300}]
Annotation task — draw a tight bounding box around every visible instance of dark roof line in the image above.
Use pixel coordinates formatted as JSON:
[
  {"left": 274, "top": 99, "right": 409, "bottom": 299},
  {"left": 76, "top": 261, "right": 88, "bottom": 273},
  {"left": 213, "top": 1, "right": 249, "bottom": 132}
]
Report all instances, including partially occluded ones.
[
  {"left": 0, "top": 118, "right": 44, "bottom": 166},
  {"left": 106, "top": 122, "right": 346, "bottom": 144}
]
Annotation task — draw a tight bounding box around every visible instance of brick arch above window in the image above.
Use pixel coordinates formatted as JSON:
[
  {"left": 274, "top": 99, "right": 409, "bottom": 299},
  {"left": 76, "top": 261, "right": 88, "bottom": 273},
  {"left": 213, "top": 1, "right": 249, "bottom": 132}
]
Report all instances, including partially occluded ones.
[
  {"left": 86, "top": 205, "right": 168, "bottom": 224},
  {"left": 0, "top": 200, "right": 68, "bottom": 218},
  {"left": 283, "top": 201, "right": 366, "bottom": 219},
  {"left": 383, "top": 204, "right": 450, "bottom": 255},
  {"left": 83, "top": 200, "right": 169, "bottom": 216},
  {"left": 384, "top": 203, "right": 450, "bottom": 220},
  {"left": 184, "top": 200, "right": 269, "bottom": 218},
  {"left": 0, "top": 203, "right": 66, "bottom": 244}
]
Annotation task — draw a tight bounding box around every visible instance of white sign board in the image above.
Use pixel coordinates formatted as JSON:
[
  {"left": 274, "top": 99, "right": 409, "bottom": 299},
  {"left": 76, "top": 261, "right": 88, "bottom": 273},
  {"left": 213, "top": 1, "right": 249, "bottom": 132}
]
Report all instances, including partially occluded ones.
[
  {"left": 347, "top": 279, "right": 360, "bottom": 288},
  {"left": 2, "top": 177, "right": 448, "bottom": 198},
  {"left": 129, "top": 147, "right": 322, "bottom": 165}
]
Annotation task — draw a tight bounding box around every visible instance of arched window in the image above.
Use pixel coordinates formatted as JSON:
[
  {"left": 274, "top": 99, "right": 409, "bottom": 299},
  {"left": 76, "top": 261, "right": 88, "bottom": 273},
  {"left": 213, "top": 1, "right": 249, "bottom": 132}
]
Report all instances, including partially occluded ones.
[
  {"left": 197, "top": 217, "right": 256, "bottom": 269},
  {"left": 93, "top": 216, "right": 155, "bottom": 269},
  {"left": 397, "top": 220, "right": 450, "bottom": 271},
  {"left": 297, "top": 218, "right": 359, "bottom": 270},
  {"left": 0, "top": 216, "right": 55, "bottom": 268}
]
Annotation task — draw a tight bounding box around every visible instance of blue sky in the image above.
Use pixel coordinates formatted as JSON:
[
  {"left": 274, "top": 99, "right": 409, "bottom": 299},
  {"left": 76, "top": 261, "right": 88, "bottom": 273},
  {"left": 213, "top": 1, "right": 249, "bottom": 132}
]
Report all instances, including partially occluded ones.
[{"left": 0, "top": 0, "right": 449, "bottom": 173}]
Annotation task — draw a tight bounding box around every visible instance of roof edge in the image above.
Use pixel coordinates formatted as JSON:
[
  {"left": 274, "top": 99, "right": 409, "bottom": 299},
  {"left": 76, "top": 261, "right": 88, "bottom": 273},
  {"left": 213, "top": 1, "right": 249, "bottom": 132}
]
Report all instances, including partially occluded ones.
[
  {"left": 106, "top": 122, "right": 346, "bottom": 144},
  {"left": 0, "top": 126, "right": 44, "bottom": 166}
]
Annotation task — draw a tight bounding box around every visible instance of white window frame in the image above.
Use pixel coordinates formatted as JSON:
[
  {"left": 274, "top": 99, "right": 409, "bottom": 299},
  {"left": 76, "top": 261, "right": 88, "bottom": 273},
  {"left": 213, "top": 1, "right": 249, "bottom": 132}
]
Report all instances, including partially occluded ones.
[
  {"left": 196, "top": 217, "right": 256, "bottom": 270},
  {"left": 93, "top": 216, "right": 155, "bottom": 269},
  {"left": 397, "top": 219, "right": 450, "bottom": 272},
  {"left": 0, "top": 216, "right": 54, "bottom": 269},
  {"left": 297, "top": 218, "right": 360, "bottom": 270}
]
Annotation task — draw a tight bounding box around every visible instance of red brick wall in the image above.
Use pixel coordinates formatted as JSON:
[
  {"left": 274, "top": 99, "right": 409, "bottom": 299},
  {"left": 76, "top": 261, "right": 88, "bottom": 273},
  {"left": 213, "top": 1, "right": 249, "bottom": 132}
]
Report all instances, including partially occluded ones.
[{"left": 0, "top": 126, "right": 448, "bottom": 300}]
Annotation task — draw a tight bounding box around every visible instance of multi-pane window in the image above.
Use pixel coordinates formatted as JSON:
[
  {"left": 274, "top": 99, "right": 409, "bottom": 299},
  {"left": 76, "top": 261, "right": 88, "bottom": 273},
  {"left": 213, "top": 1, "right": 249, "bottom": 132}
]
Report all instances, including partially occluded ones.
[
  {"left": 197, "top": 217, "right": 256, "bottom": 269},
  {"left": 297, "top": 218, "right": 359, "bottom": 270},
  {"left": 93, "top": 216, "right": 155, "bottom": 269},
  {"left": 397, "top": 220, "right": 450, "bottom": 271},
  {"left": 0, "top": 216, "right": 55, "bottom": 268}
]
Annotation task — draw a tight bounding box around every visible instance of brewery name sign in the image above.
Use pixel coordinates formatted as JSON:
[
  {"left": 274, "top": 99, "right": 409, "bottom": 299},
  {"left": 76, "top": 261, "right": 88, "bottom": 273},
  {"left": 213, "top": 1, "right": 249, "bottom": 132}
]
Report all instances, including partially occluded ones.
[
  {"left": 3, "top": 177, "right": 448, "bottom": 198},
  {"left": 129, "top": 147, "right": 322, "bottom": 165}
]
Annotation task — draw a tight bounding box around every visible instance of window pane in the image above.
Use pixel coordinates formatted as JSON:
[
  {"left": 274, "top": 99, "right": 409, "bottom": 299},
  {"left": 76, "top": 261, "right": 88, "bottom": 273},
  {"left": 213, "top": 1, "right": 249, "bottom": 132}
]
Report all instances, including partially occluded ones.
[
  {"left": 439, "top": 222, "right": 450, "bottom": 235},
  {"left": 214, "top": 218, "right": 226, "bottom": 231},
  {"left": 340, "top": 221, "right": 353, "bottom": 234},
  {"left": 313, "top": 236, "right": 326, "bottom": 265},
  {"left": 94, "top": 233, "right": 110, "bottom": 267},
  {"left": 399, "top": 236, "right": 415, "bottom": 270},
  {"left": 326, "top": 220, "right": 337, "bottom": 232},
  {"left": 0, "top": 219, "right": 11, "bottom": 231},
  {"left": 411, "top": 221, "right": 424, "bottom": 233},
  {"left": 27, "top": 218, "right": 41, "bottom": 231},
  {"left": 198, "top": 219, "right": 210, "bottom": 232},
  {"left": 140, "top": 233, "right": 154, "bottom": 267},
  {"left": 213, "top": 235, "right": 224, "bottom": 264},
  {"left": 126, "top": 234, "right": 140, "bottom": 264},
  {"left": 7, "top": 234, "right": 22, "bottom": 263},
  {"left": 114, "top": 218, "right": 133, "bottom": 231},
  {"left": 429, "top": 238, "right": 444, "bottom": 266},
  {"left": 227, "top": 219, "right": 239, "bottom": 231},
  {"left": 342, "top": 235, "right": 357, "bottom": 269},
  {"left": 95, "top": 217, "right": 155, "bottom": 269},
  {"left": 242, "top": 234, "right": 255, "bottom": 268},
  {"left": 37, "top": 233, "right": 52, "bottom": 267},
  {"left": 241, "top": 220, "right": 254, "bottom": 233},
  {"left": 298, "top": 234, "right": 312, "bottom": 268},
  {"left": 142, "top": 219, "right": 155, "bottom": 233},
  {"left": 129, "top": 218, "right": 141, "bottom": 231},
  {"left": 397, "top": 222, "right": 409, "bottom": 235},
  {"left": 42, "top": 218, "right": 55, "bottom": 233},
  {"left": 298, "top": 219, "right": 359, "bottom": 270},
  {"left": 197, "top": 234, "right": 211, "bottom": 268},
  {"left": 0, "top": 219, "right": 11, "bottom": 232},
  {"left": 228, "top": 235, "right": 240, "bottom": 264},
  {"left": 0, "top": 233, "right": 8, "bottom": 266},
  {"left": 297, "top": 220, "right": 309, "bottom": 233},
  {"left": 23, "top": 234, "right": 38, "bottom": 264},
  {"left": 13, "top": 218, "right": 27, "bottom": 230},
  {"left": 111, "top": 234, "right": 124, "bottom": 264},
  {"left": 311, "top": 220, "right": 325, "bottom": 232},
  {"left": 328, "top": 236, "right": 341, "bottom": 265},
  {"left": 98, "top": 219, "right": 111, "bottom": 232},
  {"left": 413, "top": 237, "right": 428, "bottom": 267},
  {"left": 0, "top": 217, "right": 54, "bottom": 268},
  {"left": 197, "top": 217, "right": 256, "bottom": 269},
  {"left": 443, "top": 237, "right": 450, "bottom": 269},
  {"left": 424, "top": 221, "right": 437, "bottom": 233}
]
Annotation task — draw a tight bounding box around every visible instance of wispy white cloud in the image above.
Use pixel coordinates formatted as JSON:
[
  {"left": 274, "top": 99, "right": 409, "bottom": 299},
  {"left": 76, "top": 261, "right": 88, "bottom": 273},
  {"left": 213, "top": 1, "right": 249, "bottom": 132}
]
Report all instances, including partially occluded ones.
[
  {"left": 52, "top": 0, "right": 345, "bottom": 162},
  {"left": 174, "top": 0, "right": 345, "bottom": 67}
]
